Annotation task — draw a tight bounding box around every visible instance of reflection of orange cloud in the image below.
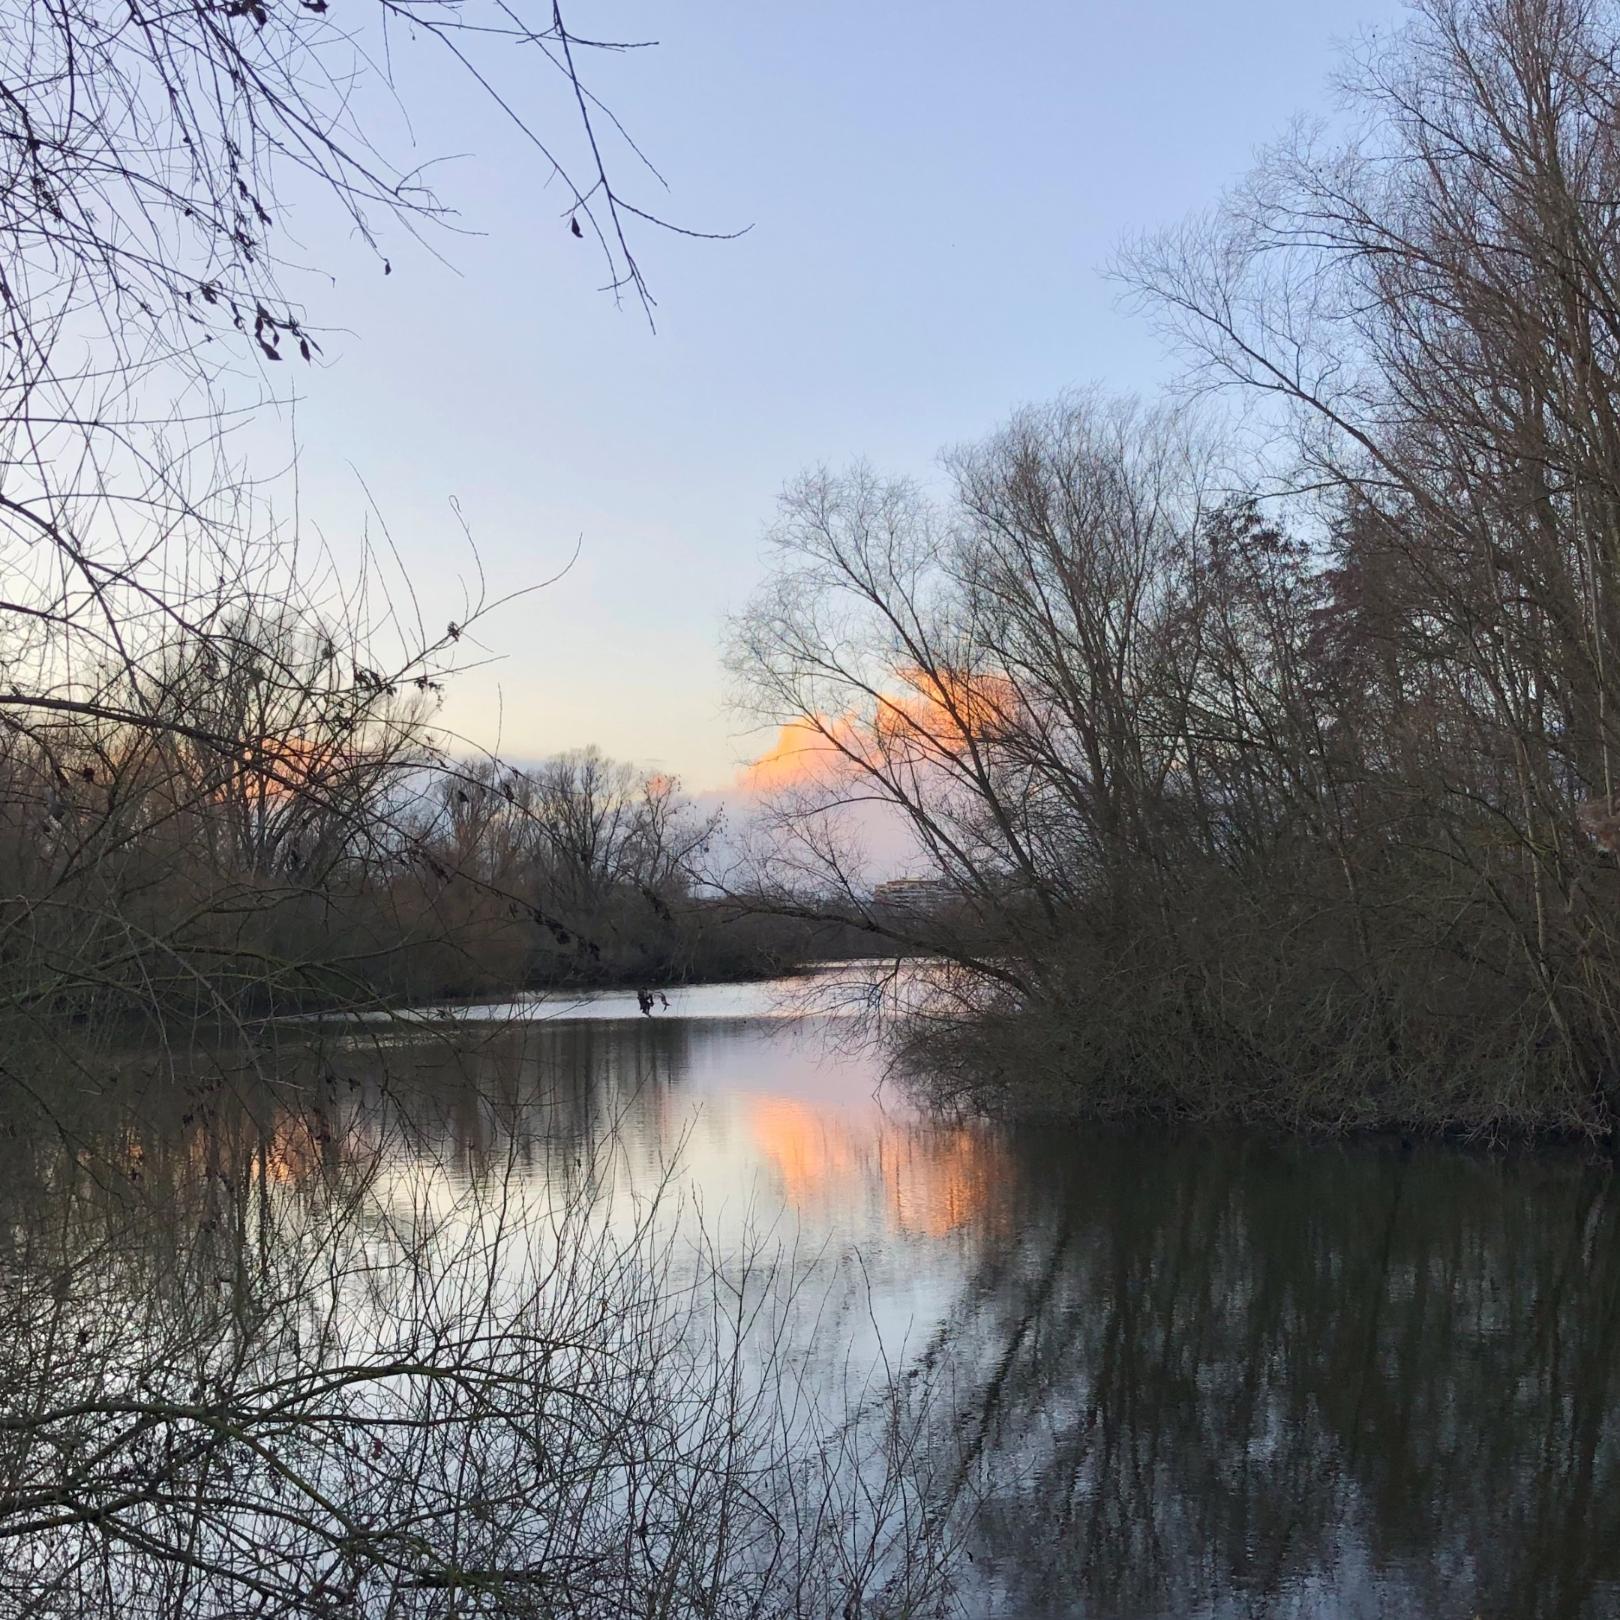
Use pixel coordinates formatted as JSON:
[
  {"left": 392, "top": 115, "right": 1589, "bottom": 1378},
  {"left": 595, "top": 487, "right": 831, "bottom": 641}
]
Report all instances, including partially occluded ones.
[
  {"left": 259, "top": 1110, "right": 340, "bottom": 1181},
  {"left": 104, "top": 1102, "right": 341, "bottom": 1197},
  {"left": 748, "top": 1096, "right": 1010, "bottom": 1239},
  {"left": 740, "top": 667, "right": 1024, "bottom": 793},
  {"left": 199, "top": 1108, "right": 335, "bottom": 1183},
  {"left": 750, "top": 1098, "right": 864, "bottom": 1206},
  {"left": 879, "top": 1127, "right": 1002, "bottom": 1239}
]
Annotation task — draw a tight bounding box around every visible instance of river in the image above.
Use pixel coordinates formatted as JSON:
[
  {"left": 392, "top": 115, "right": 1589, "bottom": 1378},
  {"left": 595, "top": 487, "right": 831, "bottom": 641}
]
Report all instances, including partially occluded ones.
[{"left": 5, "top": 970, "right": 1620, "bottom": 1618}]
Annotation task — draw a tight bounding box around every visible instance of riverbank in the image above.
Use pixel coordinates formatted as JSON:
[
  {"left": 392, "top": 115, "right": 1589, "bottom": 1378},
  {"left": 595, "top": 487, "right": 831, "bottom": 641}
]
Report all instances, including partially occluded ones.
[{"left": 896, "top": 998, "right": 1620, "bottom": 1147}]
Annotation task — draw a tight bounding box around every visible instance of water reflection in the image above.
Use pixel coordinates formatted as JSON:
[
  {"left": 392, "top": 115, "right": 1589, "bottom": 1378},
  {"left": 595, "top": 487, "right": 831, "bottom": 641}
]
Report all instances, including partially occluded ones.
[
  {"left": 933, "top": 1134, "right": 1620, "bottom": 1619},
  {"left": 4, "top": 989, "right": 1620, "bottom": 1618}
]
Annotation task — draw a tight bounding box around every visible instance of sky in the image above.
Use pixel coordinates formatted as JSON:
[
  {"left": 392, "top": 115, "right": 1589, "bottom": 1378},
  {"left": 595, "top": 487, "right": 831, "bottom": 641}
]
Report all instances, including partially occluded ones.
[{"left": 267, "top": 0, "right": 1406, "bottom": 793}]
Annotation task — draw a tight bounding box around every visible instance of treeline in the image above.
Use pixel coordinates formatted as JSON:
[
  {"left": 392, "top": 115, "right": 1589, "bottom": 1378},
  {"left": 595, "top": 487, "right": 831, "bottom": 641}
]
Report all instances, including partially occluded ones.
[
  {"left": 0, "top": 602, "right": 839, "bottom": 1040},
  {"left": 730, "top": 0, "right": 1620, "bottom": 1138},
  {"left": 0, "top": 0, "right": 764, "bottom": 1058},
  {"left": 359, "top": 751, "right": 860, "bottom": 1002}
]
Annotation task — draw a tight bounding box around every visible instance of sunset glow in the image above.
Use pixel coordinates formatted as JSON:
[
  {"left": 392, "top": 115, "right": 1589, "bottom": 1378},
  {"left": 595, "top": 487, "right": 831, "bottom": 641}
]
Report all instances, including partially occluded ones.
[
  {"left": 739, "top": 716, "right": 865, "bottom": 791},
  {"left": 748, "top": 1095, "right": 1009, "bottom": 1239},
  {"left": 740, "top": 666, "right": 1024, "bottom": 793}
]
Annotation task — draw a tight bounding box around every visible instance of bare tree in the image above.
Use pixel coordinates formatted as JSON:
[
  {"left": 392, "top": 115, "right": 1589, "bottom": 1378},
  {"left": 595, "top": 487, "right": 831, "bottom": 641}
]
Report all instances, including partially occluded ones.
[
  {"left": 730, "top": 363, "right": 1609, "bottom": 1130},
  {"left": 0, "top": 0, "right": 739, "bottom": 1045},
  {"left": 726, "top": 397, "right": 1226, "bottom": 1014},
  {"left": 1116, "top": 0, "right": 1620, "bottom": 1124}
]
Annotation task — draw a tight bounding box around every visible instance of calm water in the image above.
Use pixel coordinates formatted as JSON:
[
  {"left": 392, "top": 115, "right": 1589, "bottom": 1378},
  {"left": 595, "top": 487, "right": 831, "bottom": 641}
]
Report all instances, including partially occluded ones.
[{"left": 9, "top": 974, "right": 1620, "bottom": 1617}]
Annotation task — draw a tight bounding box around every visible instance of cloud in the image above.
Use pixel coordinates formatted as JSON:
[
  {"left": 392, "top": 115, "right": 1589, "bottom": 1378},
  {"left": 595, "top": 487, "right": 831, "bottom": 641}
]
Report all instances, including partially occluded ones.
[
  {"left": 735, "top": 714, "right": 865, "bottom": 794},
  {"left": 709, "top": 665, "right": 1025, "bottom": 882},
  {"left": 734, "top": 665, "right": 1023, "bottom": 795}
]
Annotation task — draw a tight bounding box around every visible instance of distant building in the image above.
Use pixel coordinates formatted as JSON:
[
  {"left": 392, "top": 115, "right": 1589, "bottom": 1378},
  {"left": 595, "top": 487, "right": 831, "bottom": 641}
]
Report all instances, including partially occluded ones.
[{"left": 869, "top": 876, "right": 956, "bottom": 916}]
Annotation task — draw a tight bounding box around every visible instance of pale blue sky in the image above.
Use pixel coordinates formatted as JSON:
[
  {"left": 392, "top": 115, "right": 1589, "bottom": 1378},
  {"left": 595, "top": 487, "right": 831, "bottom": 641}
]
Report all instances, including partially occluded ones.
[{"left": 274, "top": 0, "right": 1403, "bottom": 789}]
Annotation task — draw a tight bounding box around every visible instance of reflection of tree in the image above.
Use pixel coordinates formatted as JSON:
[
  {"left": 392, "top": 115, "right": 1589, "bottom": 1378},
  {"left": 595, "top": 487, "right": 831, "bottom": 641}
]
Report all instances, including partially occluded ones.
[
  {"left": 14, "top": 1036, "right": 1618, "bottom": 1618},
  {"left": 0, "top": 1030, "right": 953, "bottom": 1618},
  {"left": 932, "top": 1137, "right": 1620, "bottom": 1620}
]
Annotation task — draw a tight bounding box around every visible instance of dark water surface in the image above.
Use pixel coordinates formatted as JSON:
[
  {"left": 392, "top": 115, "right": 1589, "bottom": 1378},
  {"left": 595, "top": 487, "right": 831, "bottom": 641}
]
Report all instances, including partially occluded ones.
[
  {"left": 10, "top": 977, "right": 1620, "bottom": 1617},
  {"left": 329, "top": 979, "right": 1620, "bottom": 1619}
]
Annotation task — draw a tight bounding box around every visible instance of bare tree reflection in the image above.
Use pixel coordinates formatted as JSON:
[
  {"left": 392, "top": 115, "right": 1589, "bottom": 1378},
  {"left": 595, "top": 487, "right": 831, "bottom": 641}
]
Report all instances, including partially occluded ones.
[
  {"left": 0, "top": 1030, "right": 958, "bottom": 1618},
  {"left": 929, "top": 1136, "right": 1620, "bottom": 1620}
]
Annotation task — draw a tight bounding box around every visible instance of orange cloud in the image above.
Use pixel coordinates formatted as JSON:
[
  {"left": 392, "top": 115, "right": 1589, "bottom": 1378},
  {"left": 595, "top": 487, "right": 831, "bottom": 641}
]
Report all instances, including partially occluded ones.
[
  {"left": 224, "top": 733, "right": 334, "bottom": 799},
  {"left": 738, "top": 715, "right": 867, "bottom": 792},
  {"left": 914, "top": 664, "right": 1020, "bottom": 737},
  {"left": 739, "top": 666, "right": 1024, "bottom": 793}
]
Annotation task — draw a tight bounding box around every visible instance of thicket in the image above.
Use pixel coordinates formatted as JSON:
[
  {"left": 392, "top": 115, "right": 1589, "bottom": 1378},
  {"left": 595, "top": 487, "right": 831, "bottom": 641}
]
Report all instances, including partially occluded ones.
[
  {"left": 0, "top": 0, "right": 803, "bottom": 1048},
  {"left": 0, "top": 658, "right": 837, "bottom": 1034},
  {"left": 0, "top": 1029, "right": 958, "bottom": 1618},
  {"left": 730, "top": 0, "right": 1620, "bottom": 1139}
]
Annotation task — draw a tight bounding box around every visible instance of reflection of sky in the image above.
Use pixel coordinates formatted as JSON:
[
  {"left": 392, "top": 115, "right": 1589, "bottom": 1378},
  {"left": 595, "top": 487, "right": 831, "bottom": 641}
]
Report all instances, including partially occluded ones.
[
  {"left": 321, "top": 964, "right": 925, "bottom": 1028},
  {"left": 300, "top": 980, "right": 1018, "bottom": 1385},
  {"left": 454, "top": 994, "right": 1009, "bottom": 1386},
  {"left": 137, "top": 982, "right": 1620, "bottom": 1620},
  {"left": 565, "top": 1005, "right": 1012, "bottom": 1372}
]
